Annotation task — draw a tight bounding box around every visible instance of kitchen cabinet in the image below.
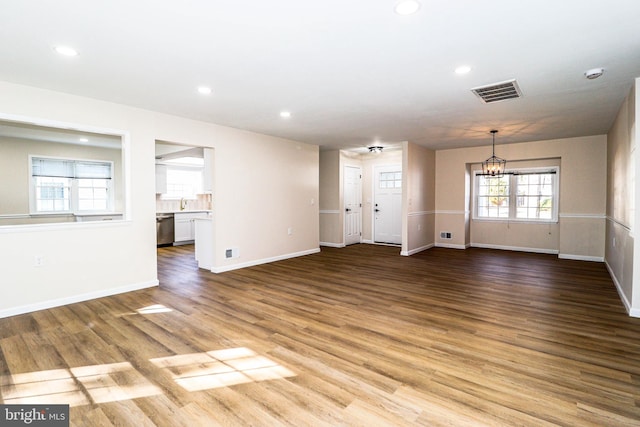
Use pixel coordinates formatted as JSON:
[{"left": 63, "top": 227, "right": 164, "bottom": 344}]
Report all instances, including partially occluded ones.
[
  {"left": 194, "top": 217, "right": 213, "bottom": 270},
  {"left": 203, "top": 148, "right": 213, "bottom": 193},
  {"left": 155, "top": 164, "right": 167, "bottom": 194},
  {"left": 174, "top": 211, "right": 208, "bottom": 243}
]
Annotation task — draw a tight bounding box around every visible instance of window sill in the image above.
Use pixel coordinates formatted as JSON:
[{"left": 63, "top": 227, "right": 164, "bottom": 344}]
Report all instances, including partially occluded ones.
[{"left": 472, "top": 217, "right": 558, "bottom": 224}]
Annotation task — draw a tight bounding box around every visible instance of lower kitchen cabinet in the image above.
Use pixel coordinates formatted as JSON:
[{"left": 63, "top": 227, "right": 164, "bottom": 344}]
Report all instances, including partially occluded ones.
[{"left": 174, "top": 211, "right": 208, "bottom": 244}]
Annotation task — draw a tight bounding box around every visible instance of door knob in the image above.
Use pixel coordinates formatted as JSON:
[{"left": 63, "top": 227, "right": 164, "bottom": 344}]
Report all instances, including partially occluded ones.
[
  {"left": 345, "top": 208, "right": 351, "bottom": 212},
  {"left": 375, "top": 209, "right": 380, "bottom": 212}
]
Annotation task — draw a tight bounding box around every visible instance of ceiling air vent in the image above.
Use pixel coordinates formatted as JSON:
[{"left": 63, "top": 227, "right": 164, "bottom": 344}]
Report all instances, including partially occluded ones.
[{"left": 471, "top": 79, "right": 522, "bottom": 104}]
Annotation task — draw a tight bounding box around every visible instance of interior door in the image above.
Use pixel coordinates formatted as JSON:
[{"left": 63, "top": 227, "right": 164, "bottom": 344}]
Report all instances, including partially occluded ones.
[
  {"left": 344, "top": 166, "right": 362, "bottom": 245},
  {"left": 374, "top": 165, "right": 402, "bottom": 244}
]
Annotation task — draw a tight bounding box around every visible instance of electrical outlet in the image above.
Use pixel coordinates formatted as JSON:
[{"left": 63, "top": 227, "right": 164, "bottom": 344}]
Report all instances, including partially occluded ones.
[
  {"left": 34, "top": 255, "right": 44, "bottom": 267},
  {"left": 417, "top": 224, "right": 422, "bottom": 231},
  {"left": 288, "top": 227, "right": 293, "bottom": 235}
]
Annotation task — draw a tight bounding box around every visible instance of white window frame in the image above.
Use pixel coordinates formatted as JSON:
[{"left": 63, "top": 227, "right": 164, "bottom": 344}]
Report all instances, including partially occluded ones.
[
  {"left": 160, "top": 165, "right": 203, "bottom": 200},
  {"left": 29, "top": 155, "right": 114, "bottom": 215},
  {"left": 473, "top": 166, "right": 559, "bottom": 223}
]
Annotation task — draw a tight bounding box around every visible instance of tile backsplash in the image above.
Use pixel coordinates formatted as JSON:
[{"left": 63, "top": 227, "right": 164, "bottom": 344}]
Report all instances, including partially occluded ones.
[{"left": 156, "top": 193, "right": 212, "bottom": 212}]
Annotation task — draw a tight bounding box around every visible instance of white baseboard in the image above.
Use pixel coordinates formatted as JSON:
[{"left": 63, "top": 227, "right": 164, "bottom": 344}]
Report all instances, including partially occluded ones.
[
  {"left": 362, "top": 239, "right": 374, "bottom": 244},
  {"left": 401, "top": 243, "right": 434, "bottom": 256},
  {"left": 435, "top": 243, "right": 468, "bottom": 250},
  {"left": 604, "top": 260, "right": 639, "bottom": 318},
  {"left": 212, "top": 248, "right": 321, "bottom": 273},
  {"left": 319, "top": 242, "right": 345, "bottom": 248},
  {"left": 471, "top": 243, "right": 558, "bottom": 255},
  {"left": 0, "top": 279, "right": 159, "bottom": 319},
  {"left": 558, "top": 254, "right": 604, "bottom": 262}
]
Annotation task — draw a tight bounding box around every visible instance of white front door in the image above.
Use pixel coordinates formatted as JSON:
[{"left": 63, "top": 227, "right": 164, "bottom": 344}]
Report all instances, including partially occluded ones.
[
  {"left": 344, "top": 166, "right": 362, "bottom": 245},
  {"left": 374, "top": 165, "right": 402, "bottom": 245}
]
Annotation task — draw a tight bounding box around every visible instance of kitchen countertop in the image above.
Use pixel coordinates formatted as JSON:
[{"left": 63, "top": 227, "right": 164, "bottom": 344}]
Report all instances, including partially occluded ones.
[{"left": 156, "top": 210, "right": 212, "bottom": 214}]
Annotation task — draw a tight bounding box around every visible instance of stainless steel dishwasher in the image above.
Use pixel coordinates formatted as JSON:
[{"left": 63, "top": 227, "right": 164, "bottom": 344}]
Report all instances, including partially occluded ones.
[{"left": 156, "top": 213, "right": 175, "bottom": 246}]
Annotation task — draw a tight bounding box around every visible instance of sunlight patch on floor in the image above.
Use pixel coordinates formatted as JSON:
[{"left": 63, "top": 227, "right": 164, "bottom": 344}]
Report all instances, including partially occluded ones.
[
  {"left": 1, "top": 362, "right": 162, "bottom": 407},
  {"left": 71, "top": 362, "right": 162, "bottom": 404},
  {"left": 150, "top": 347, "right": 296, "bottom": 392},
  {"left": 1, "top": 368, "right": 89, "bottom": 406},
  {"left": 136, "top": 304, "right": 173, "bottom": 314},
  {"left": 117, "top": 303, "right": 174, "bottom": 317}
]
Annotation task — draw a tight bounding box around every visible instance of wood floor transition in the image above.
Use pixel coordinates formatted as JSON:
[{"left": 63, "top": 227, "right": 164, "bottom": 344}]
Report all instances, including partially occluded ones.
[{"left": 1, "top": 244, "right": 640, "bottom": 426}]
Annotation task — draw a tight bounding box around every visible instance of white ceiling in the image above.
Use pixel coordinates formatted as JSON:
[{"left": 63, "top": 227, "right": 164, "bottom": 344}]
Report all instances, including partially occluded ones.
[{"left": 1, "top": 0, "right": 639, "bottom": 151}]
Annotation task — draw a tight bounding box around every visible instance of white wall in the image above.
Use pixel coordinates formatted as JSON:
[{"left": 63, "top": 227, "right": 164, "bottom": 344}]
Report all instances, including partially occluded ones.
[{"left": 0, "top": 81, "right": 319, "bottom": 317}]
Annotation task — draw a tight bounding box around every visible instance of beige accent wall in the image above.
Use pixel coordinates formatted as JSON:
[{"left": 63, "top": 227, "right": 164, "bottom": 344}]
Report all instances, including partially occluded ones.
[
  {"left": 319, "top": 150, "right": 342, "bottom": 245},
  {"left": 436, "top": 135, "right": 607, "bottom": 258},
  {"left": 469, "top": 159, "right": 560, "bottom": 253},
  {"left": 0, "top": 137, "right": 122, "bottom": 221},
  {"left": 606, "top": 78, "right": 638, "bottom": 316},
  {"left": 319, "top": 144, "right": 435, "bottom": 255},
  {"left": 0, "top": 80, "right": 319, "bottom": 316},
  {"left": 319, "top": 148, "right": 407, "bottom": 247},
  {"left": 403, "top": 141, "right": 435, "bottom": 255}
]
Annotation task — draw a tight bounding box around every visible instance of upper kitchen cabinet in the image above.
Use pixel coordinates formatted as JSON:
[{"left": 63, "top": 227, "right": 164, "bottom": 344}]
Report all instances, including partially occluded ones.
[
  {"left": 155, "top": 164, "right": 167, "bottom": 194},
  {"left": 203, "top": 148, "right": 213, "bottom": 193}
]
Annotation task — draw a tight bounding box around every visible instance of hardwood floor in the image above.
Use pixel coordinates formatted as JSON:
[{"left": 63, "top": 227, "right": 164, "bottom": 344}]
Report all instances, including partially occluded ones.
[{"left": 2, "top": 244, "right": 640, "bottom": 426}]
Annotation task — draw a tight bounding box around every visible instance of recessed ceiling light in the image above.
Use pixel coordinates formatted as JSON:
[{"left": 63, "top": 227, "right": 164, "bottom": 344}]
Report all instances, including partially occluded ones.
[
  {"left": 54, "top": 46, "right": 78, "bottom": 57},
  {"left": 395, "top": 0, "right": 421, "bottom": 15},
  {"left": 455, "top": 65, "right": 472, "bottom": 75},
  {"left": 280, "top": 111, "right": 291, "bottom": 118},
  {"left": 197, "top": 86, "right": 212, "bottom": 95},
  {"left": 79, "top": 137, "right": 89, "bottom": 142}
]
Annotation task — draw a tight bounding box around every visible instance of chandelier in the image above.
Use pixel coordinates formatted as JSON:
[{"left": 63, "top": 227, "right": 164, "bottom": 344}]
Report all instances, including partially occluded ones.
[{"left": 482, "top": 130, "right": 506, "bottom": 177}]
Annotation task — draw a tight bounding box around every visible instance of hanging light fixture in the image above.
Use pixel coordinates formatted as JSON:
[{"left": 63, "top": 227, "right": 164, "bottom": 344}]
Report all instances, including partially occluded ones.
[
  {"left": 368, "top": 146, "right": 383, "bottom": 153},
  {"left": 482, "top": 130, "right": 506, "bottom": 177}
]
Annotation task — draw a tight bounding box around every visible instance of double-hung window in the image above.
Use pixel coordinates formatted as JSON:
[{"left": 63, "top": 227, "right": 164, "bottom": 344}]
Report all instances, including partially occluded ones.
[
  {"left": 31, "top": 156, "right": 113, "bottom": 214},
  {"left": 474, "top": 167, "right": 558, "bottom": 222}
]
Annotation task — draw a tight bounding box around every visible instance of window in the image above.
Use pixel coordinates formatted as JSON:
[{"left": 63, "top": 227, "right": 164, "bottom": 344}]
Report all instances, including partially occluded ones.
[
  {"left": 162, "top": 166, "right": 203, "bottom": 200},
  {"left": 31, "top": 157, "right": 113, "bottom": 213},
  {"left": 379, "top": 171, "right": 402, "bottom": 189},
  {"left": 474, "top": 168, "right": 558, "bottom": 222},
  {"left": 34, "top": 176, "right": 71, "bottom": 212},
  {"left": 476, "top": 175, "right": 510, "bottom": 219},
  {"left": 515, "top": 173, "right": 555, "bottom": 220}
]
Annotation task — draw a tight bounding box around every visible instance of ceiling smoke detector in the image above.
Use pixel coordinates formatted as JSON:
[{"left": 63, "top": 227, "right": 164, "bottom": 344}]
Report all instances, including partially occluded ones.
[
  {"left": 471, "top": 79, "right": 523, "bottom": 104},
  {"left": 584, "top": 68, "right": 604, "bottom": 80}
]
